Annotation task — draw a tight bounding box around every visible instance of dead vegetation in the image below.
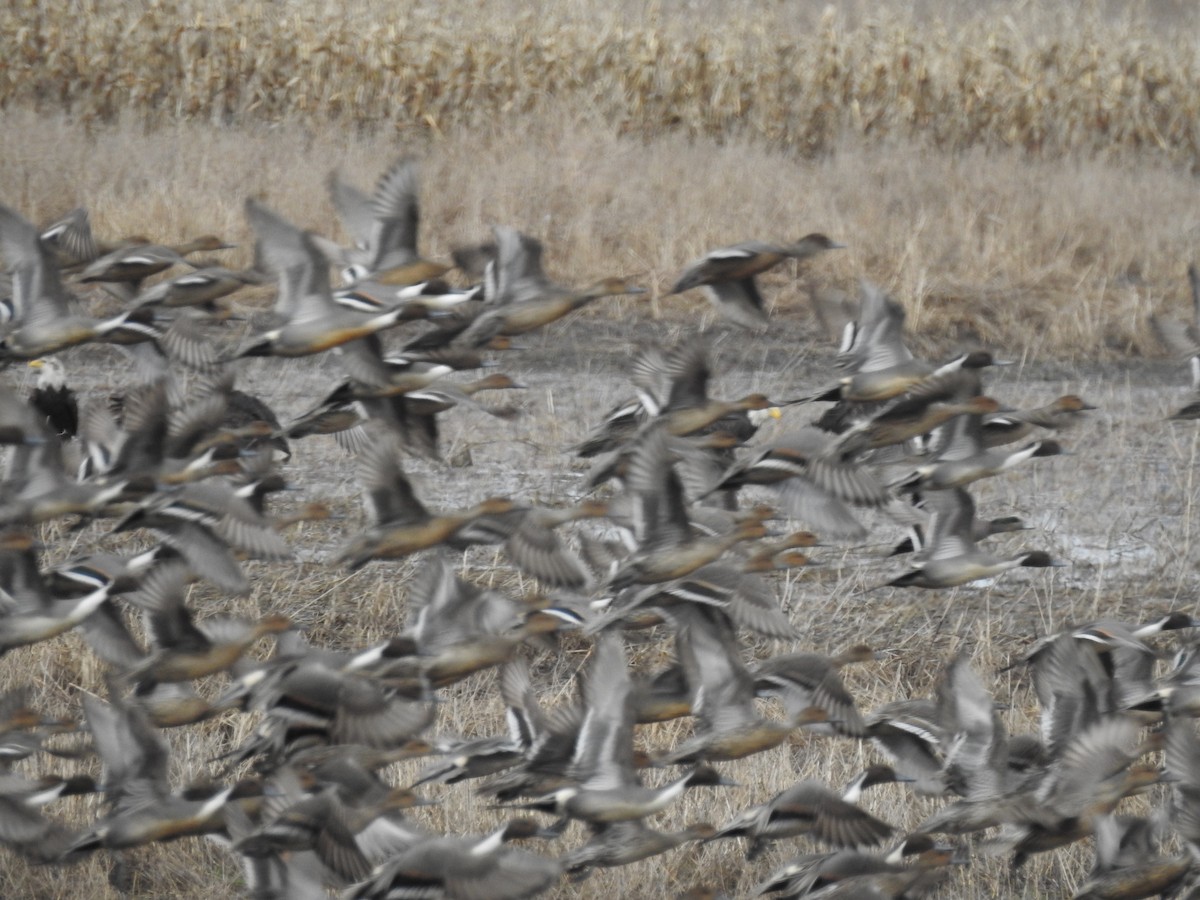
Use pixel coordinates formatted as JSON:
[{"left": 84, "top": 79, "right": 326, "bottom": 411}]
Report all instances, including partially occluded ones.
[
  {"left": 5, "top": 0, "right": 1200, "bottom": 168},
  {"left": 1, "top": 107, "right": 1198, "bottom": 361},
  {"left": 1, "top": 2, "right": 1199, "bottom": 897}
]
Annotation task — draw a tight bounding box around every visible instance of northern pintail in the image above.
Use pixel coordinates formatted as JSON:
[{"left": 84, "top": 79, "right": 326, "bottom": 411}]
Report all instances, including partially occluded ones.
[
  {"left": 812, "top": 349, "right": 1007, "bottom": 407},
  {"left": 47, "top": 542, "right": 165, "bottom": 597},
  {"left": 752, "top": 646, "right": 876, "bottom": 737},
  {"left": 658, "top": 605, "right": 831, "bottom": 764},
  {"left": 402, "top": 556, "right": 525, "bottom": 654},
  {"left": 70, "top": 693, "right": 241, "bottom": 853},
  {"left": 78, "top": 234, "right": 232, "bottom": 290},
  {"left": 111, "top": 478, "right": 293, "bottom": 592},
  {"left": 669, "top": 234, "right": 844, "bottom": 330},
  {"left": 572, "top": 394, "right": 655, "bottom": 458},
  {"left": 475, "top": 659, "right": 595, "bottom": 803},
  {"left": 579, "top": 354, "right": 776, "bottom": 495},
  {"left": 1151, "top": 264, "right": 1200, "bottom": 399},
  {"left": 866, "top": 699, "right": 950, "bottom": 798},
  {"left": 604, "top": 428, "right": 769, "bottom": 589},
  {"left": 0, "top": 686, "right": 47, "bottom": 738},
  {"left": 836, "top": 395, "right": 1001, "bottom": 453},
  {"left": 1021, "top": 611, "right": 1199, "bottom": 734},
  {"left": 503, "top": 633, "right": 733, "bottom": 826},
  {"left": 502, "top": 500, "right": 607, "bottom": 588},
  {"left": 345, "top": 819, "right": 562, "bottom": 899},
  {"left": 0, "top": 684, "right": 79, "bottom": 765},
  {"left": 0, "top": 205, "right": 156, "bottom": 359},
  {"left": 1164, "top": 714, "right": 1200, "bottom": 865},
  {"left": 132, "top": 264, "right": 265, "bottom": 312},
  {"left": 894, "top": 398, "right": 1065, "bottom": 493},
  {"left": 88, "top": 369, "right": 288, "bottom": 476},
  {"left": 709, "top": 765, "right": 904, "bottom": 858},
  {"left": 583, "top": 429, "right": 740, "bottom": 493},
  {"left": 0, "top": 417, "right": 150, "bottom": 526},
  {"left": 336, "top": 439, "right": 518, "bottom": 568},
  {"left": 832, "top": 280, "right": 912, "bottom": 374},
  {"left": 588, "top": 554, "right": 796, "bottom": 640},
  {"left": 218, "top": 800, "right": 329, "bottom": 899},
  {"left": 707, "top": 425, "right": 892, "bottom": 539},
  {"left": 624, "top": 342, "right": 777, "bottom": 438},
  {"left": 743, "top": 535, "right": 818, "bottom": 574},
  {"left": 233, "top": 765, "right": 431, "bottom": 883},
  {"left": 234, "top": 199, "right": 415, "bottom": 358},
  {"left": 334, "top": 273, "right": 470, "bottom": 316},
  {"left": 38, "top": 206, "right": 100, "bottom": 269},
  {"left": 309, "top": 362, "right": 459, "bottom": 459},
  {"left": 221, "top": 659, "right": 435, "bottom": 765},
  {"left": 891, "top": 488, "right": 1028, "bottom": 558},
  {"left": 413, "top": 664, "right": 567, "bottom": 788},
  {"left": 325, "top": 156, "right": 442, "bottom": 284},
  {"left": 751, "top": 835, "right": 959, "bottom": 898},
  {"left": 127, "top": 681, "right": 225, "bottom": 729},
  {"left": 121, "top": 560, "right": 291, "bottom": 683},
  {"left": 801, "top": 283, "right": 985, "bottom": 397},
  {"left": 910, "top": 654, "right": 1018, "bottom": 830},
  {"left": 0, "top": 531, "right": 115, "bottom": 655},
  {"left": 1071, "top": 814, "right": 1191, "bottom": 900},
  {"left": 416, "top": 736, "right": 526, "bottom": 788},
  {"left": 935, "top": 715, "right": 1159, "bottom": 863},
  {"left": 563, "top": 819, "right": 716, "bottom": 874},
  {"left": 389, "top": 372, "right": 524, "bottom": 458},
  {"left": 514, "top": 763, "right": 732, "bottom": 825},
  {"left": 630, "top": 661, "right": 694, "bottom": 723},
  {"left": 279, "top": 393, "right": 366, "bottom": 443},
  {"left": 606, "top": 506, "right": 767, "bottom": 589},
  {"left": 660, "top": 392, "right": 775, "bottom": 438},
  {"left": 885, "top": 488, "right": 1065, "bottom": 589},
  {"left": 456, "top": 226, "right": 645, "bottom": 346},
  {"left": 999, "top": 763, "right": 1164, "bottom": 870},
  {"left": 572, "top": 340, "right": 703, "bottom": 458},
  {"left": 981, "top": 394, "right": 1097, "bottom": 446},
  {"left": 402, "top": 371, "right": 525, "bottom": 416},
  {"left": 371, "top": 559, "right": 579, "bottom": 688},
  {"left": 0, "top": 770, "right": 94, "bottom": 863}
]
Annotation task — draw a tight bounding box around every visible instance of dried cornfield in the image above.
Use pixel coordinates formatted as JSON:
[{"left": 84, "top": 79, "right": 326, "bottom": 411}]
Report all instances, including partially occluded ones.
[{"left": 4, "top": 0, "right": 1200, "bottom": 167}]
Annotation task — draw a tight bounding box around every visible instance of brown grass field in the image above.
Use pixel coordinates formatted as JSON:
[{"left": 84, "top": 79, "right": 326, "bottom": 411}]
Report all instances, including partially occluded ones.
[{"left": 2, "top": 1, "right": 1200, "bottom": 897}]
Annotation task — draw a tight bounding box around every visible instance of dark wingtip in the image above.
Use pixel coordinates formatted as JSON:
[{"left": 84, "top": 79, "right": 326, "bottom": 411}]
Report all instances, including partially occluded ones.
[
  {"left": 1020, "top": 551, "right": 1066, "bottom": 568},
  {"left": 1031, "top": 439, "right": 1067, "bottom": 457}
]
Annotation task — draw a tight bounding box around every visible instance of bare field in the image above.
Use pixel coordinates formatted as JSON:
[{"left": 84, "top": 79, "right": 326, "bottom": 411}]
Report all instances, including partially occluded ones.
[
  {"left": 2, "top": 109, "right": 1199, "bottom": 359},
  {"left": 2, "top": 4, "right": 1200, "bottom": 894},
  {"left": 0, "top": 318, "right": 1196, "bottom": 898}
]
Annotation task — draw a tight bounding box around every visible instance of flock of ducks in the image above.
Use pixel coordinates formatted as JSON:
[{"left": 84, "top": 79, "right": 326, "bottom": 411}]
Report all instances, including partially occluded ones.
[{"left": 0, "top": 156, "right": 1197, "bottom": 899}]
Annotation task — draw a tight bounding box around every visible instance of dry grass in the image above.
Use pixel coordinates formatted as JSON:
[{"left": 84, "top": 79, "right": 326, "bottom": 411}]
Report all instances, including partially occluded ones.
[
  {"left": 1, "top": 1, "right": 1199, "bottom": 897},
  {"left": 1, "top": 338, "right": 1194, "bottom": 899},
  {"left": 2, "top": 107, "right": 1199, "bottom": 360}
]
